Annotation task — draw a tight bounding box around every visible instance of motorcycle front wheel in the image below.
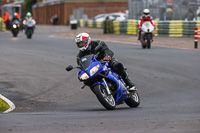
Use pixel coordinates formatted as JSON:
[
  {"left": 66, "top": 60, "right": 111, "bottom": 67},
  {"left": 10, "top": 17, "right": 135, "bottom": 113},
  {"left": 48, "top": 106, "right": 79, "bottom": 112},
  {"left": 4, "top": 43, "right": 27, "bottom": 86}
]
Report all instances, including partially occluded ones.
[
  {"left": 93, "top": 84, "right": 116, "bottom": 110},
  {"left": 147, "top": 37, "right": 151, "bottom": 49},
  {"left": 147, "top": 33, "right": 152, "bottom": 49},
  {"left": 27, "top": 29, "right": 32, "bottom": 39},
  {"left": 13, "top": 33, "right": 17, "bottom": 37}
]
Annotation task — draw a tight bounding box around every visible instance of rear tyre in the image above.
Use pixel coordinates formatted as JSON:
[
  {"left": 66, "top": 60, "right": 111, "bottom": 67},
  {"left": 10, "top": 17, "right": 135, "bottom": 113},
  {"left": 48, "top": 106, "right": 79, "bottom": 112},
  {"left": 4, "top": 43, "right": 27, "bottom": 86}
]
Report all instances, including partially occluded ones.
[
  {"left": 93, "top": 84, "right": 116, "bottom": 110},
  {"left": 125, "top": 90, "right": 140, "bottom": 108}
]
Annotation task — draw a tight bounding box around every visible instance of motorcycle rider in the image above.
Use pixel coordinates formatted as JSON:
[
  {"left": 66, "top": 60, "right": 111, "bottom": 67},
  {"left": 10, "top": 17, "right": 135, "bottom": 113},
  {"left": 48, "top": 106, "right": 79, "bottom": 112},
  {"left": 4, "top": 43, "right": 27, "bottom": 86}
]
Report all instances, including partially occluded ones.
[
  {"left": 11, "top": 12, "right": 19, "bottom": 22},
  {"left": 23, "top": 12, "right": 36, "bottom": 33},
  {"left": 138, "top": 9, "right": 155, "bottom": 41},
  {"left": 75, "top": 32, "right": 136, "bottom": 91}
]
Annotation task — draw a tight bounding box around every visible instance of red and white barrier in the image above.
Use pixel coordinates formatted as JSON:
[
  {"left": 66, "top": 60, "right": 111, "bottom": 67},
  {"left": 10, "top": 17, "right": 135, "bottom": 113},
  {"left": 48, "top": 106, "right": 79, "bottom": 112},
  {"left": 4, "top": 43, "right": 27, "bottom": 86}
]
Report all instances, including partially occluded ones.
[{"left": 194, "top": 27, "right": 198, "bottom": 49}]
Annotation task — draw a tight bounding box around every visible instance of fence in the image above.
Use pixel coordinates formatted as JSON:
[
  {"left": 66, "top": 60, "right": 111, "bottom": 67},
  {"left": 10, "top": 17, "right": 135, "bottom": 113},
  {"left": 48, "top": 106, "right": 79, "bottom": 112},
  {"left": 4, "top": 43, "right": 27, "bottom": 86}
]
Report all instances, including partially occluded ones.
[
  {"left": 128, "top": 0, "right": 199, "bottom": 21},
  {"left": 78, "top": 19, "right": 200, "bottom": 37}
]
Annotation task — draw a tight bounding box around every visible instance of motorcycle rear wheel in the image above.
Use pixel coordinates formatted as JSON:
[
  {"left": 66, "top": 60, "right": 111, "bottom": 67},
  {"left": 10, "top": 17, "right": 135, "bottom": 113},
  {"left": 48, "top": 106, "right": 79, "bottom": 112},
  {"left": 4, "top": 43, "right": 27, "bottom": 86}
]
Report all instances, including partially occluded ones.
[
  {"left": 125, "top": 90, "right": 140, "bottom": 108},
  {"left": 93, "top": 84, "right": 116, "bottom": 110}
]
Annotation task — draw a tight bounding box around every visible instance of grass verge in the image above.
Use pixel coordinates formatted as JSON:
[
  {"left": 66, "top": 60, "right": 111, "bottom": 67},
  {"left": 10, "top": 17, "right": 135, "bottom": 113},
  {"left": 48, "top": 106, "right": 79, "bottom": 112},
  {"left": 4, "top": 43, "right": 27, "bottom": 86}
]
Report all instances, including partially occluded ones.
[{"left": 0, "top": 98, "right": 9, "bottom": 112}]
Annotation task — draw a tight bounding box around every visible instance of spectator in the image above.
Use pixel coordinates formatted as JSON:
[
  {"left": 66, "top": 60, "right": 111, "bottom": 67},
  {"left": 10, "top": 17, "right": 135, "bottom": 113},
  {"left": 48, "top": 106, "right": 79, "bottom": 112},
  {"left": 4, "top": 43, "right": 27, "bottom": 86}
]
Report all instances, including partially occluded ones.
[
  {"left": 2, "top": 12, "right": 10, "bottom": 30},
  {"left": 166, "top": 8, "right": 173, "bottom": 20},
  {"left": 51, "top": 14, "right": 58, "bottom": 25},
  {"left": 185, "top": 8, "right": 195, "bottom": 21}
]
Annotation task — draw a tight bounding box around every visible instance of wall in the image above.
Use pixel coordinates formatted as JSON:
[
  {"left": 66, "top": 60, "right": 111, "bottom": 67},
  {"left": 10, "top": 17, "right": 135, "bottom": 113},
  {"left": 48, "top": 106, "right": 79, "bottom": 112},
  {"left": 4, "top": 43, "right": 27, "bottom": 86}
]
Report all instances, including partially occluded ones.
[{"left": 32, "top": 1, "right": 127, "bottom": 25}]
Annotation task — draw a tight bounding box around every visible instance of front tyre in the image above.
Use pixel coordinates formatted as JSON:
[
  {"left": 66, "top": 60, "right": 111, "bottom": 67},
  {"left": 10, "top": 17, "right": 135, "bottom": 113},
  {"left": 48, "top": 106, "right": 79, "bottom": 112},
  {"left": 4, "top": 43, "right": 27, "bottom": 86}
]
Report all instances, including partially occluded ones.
[
  {"left": 147, "top": 38, "right": 151, "bottom": 49},
  {"left": 125, "top": 90, "right": 140, "bottom": 108},
  {"left": 13, "top": 33, "right": 17, "bottom": 37},
  {"left": 93, "top": 84, "right": 116, "bottom": 110},
  {"left": 27, "top": 29, "right": 32, "bottom": 39},
  {"left": 140, "top": 34, "right": 146, "bottom": 49},
  {"left": 147, "top": 34, "right": 152, "bottom": 49}
]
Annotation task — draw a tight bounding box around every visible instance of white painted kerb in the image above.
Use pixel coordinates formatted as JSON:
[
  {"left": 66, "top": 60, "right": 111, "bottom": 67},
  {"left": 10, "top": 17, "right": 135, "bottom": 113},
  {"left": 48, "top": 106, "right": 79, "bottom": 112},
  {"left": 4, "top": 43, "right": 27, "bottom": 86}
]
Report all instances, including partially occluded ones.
[{"left": 0, "top": 94, "right": 15, "bottom": 113}]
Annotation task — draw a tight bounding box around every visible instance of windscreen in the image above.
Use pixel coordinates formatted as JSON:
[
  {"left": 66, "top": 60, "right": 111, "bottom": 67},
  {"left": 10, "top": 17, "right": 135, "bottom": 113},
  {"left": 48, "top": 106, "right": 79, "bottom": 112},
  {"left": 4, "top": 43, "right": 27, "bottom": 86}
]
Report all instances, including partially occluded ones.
[
  {"left": 13, "top": 20, "right": 19, "bottom": 24},
  {"left": 78, "top": 55, "right": 93, "bottom": 69}
]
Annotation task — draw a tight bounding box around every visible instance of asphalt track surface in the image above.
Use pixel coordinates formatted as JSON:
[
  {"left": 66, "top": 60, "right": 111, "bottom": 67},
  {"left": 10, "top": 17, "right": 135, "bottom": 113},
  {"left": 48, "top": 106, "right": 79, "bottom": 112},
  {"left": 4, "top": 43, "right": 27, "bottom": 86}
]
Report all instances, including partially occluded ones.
[{"left": 0, "top": 26, "right": 200, "bottom": 133}]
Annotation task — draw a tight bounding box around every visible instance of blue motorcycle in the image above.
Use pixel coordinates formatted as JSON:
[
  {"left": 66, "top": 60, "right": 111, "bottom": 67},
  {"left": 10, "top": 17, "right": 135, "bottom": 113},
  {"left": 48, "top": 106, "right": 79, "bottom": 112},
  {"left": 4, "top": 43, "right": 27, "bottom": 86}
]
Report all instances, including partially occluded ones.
[{"left": 66, "top": 54, "right": 140, "bottom": 110}]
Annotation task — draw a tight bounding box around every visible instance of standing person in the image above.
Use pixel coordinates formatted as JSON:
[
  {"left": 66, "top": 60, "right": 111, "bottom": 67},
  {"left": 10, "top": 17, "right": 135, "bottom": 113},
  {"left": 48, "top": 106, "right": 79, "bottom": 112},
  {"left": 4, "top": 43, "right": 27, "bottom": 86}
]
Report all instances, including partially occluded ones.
[
  {"left": 2, "top": 12, "right": 9, "bottom": 23},
  {"left": 75, "top": 32, "right": 137, "bottom": 91},
  {"left": 51, "top": 14, "right": 58, "bottom": 25},
  {"left": 137, "top": 9, "right": 155, "bottom": 41},
  {"left": 185, "top": 8, "right": 195, "bottom": 21},
  {"left": 2, "top": 12, "right": 10, "bottom": 30}
]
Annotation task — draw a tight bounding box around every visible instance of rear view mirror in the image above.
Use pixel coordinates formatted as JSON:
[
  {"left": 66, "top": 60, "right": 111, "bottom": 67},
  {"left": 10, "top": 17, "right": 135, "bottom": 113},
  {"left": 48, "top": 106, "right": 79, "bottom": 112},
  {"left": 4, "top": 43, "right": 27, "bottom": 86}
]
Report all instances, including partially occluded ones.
[{"left": 66, "top": 65, "right": 73, "bottom": 71}]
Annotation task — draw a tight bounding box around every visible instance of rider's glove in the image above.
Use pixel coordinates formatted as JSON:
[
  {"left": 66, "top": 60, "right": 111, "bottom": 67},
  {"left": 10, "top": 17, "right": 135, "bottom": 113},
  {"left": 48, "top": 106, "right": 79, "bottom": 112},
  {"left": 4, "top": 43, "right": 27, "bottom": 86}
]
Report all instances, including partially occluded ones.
[{"left": 103, "top": 55, "right": 111, "bottom": 61}]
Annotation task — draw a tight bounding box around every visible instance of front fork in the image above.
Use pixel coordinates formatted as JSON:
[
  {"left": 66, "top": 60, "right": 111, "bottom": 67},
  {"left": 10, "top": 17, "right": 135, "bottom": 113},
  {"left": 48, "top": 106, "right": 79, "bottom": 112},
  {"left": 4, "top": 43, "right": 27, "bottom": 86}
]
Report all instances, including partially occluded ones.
[
  {"left": 102, "top": 78, "right": 112, "bottom": 95},
  {"left": 141, "top": 32, "right": 153, "bottom": 42}
]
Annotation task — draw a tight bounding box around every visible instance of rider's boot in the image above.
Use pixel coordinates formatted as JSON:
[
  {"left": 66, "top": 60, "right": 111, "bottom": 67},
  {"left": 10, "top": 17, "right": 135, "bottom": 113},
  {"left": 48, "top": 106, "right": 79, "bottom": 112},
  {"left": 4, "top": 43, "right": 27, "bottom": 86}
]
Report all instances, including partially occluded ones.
[
  {"left": 111, "top": 60, "right": 137, "bottom": 92},
  {"left": 137, "top": 34, "right": 140, "bottom": 40},
  {"left": 120, "top": 69, "right": 137, "bottom": 92},
  {"left": 138, "top": 30, "right": 141, "bottom": 40},
  {"left": 123, "top": 76, "right": 137, "bottom": 92},
  {"left": 152, "top": 33, "right": 154, "bottom": 42}
]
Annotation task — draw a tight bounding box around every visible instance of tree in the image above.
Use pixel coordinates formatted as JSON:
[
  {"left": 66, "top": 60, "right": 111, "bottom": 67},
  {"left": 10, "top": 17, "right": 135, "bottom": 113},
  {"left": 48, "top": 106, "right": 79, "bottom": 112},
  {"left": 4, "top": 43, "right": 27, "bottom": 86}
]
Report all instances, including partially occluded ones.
[{"left": 24, "top": 0, "right": 37, "bottom": 12}]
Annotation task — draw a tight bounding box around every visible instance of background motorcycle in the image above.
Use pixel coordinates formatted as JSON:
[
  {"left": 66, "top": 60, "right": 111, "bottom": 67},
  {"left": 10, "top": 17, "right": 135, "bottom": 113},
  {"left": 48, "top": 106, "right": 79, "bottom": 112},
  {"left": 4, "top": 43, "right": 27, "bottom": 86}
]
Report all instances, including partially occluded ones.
[
  {"left": 140, "top": 21, "right": 154, "bottom": 49},
  {"left": 11, "top": 20, "right": 20, "bottom": 37},
  {"left": 25, "top": 20, "right": 35, "bottom": 39},
  {"left": 66, "top": 54, "right": 140, "bottom": 110}
]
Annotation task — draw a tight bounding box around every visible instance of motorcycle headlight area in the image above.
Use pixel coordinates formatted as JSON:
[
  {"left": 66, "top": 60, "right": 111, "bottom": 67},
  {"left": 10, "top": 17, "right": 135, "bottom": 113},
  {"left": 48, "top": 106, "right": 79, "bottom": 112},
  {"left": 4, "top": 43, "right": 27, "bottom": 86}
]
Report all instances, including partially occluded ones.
[
  {"left": 13, "top": 24, "right": 17, "bottom": 28},
  {"left": 90, "top": 64, "right": 100, "bottom": 76},
  {"left": 80, "top": 73, "right": 89, "bottom": 80},
  {"left": 79, "top": 64, "right": 100, "bottom": 80}
]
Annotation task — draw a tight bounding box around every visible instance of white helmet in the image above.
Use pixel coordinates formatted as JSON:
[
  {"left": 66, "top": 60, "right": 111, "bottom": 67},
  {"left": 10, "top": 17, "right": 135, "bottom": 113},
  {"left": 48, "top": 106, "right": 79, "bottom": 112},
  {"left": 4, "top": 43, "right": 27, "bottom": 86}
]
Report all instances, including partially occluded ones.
[
  {"left": 143, "top": 9, "right": 150, "bottom": 16},
  {"left": 14, "top": 12, "right": 17, "bottom": 17},
  {"left": 75, "top": 33, "right": 91, "bottom": 51}
]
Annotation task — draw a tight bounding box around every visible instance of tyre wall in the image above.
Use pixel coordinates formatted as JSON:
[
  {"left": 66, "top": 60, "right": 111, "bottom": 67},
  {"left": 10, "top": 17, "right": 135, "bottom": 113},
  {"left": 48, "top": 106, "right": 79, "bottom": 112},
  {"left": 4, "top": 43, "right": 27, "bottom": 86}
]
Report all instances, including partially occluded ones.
[{"left": 78, "top": 19, "right": 200, "bottom": 37}]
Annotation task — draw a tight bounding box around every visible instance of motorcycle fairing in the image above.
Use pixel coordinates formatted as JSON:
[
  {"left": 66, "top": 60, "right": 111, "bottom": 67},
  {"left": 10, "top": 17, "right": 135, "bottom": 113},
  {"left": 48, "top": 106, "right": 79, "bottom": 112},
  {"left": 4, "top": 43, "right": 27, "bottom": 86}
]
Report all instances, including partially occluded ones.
[
  {"left": 104, "top": 70, "right": 128, "bottom": 103},
  {"left": 78, "top": 56, "right": 102, "bottom": 81}
]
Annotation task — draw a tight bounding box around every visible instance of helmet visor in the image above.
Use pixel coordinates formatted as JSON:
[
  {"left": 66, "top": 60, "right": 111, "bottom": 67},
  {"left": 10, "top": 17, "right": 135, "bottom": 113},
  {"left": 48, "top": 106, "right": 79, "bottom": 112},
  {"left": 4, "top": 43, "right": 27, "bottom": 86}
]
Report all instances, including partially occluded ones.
[
  {"left": 76, "top": 38, "right": 89, "bottom": 48},
  {"left": 76, "top": 41, "right": 86, "bottom": 48}
]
